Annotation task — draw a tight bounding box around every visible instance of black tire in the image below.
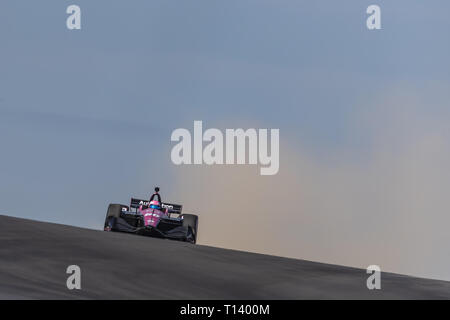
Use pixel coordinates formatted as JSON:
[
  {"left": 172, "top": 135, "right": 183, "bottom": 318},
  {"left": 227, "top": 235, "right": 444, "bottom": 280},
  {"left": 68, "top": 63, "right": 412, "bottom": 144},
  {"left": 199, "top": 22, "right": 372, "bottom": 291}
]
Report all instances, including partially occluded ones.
[
  {"left": 104, "top": 204, "right": 128, "bottom": 231},
  {"left": 181, "top": 214, "right": 198, "bottom": 244}
]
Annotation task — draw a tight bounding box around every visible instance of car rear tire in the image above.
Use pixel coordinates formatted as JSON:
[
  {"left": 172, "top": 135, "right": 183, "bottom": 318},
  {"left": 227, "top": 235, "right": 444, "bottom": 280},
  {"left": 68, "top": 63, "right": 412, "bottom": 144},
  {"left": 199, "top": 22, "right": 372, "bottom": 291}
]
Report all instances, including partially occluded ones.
[
  {"left": 181, "top": 214, "right": 198, "bottom": 244},
  {"left": 104, "top": 204, "right": 128, "bottom": 231}
]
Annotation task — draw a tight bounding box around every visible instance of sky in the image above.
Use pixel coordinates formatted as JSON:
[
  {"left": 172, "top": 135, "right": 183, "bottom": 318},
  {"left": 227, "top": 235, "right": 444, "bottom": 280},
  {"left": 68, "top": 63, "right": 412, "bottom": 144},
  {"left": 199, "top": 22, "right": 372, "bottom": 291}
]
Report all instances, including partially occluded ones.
[{"left": 1, "top": 1, "right": 450, "bottom": 280}]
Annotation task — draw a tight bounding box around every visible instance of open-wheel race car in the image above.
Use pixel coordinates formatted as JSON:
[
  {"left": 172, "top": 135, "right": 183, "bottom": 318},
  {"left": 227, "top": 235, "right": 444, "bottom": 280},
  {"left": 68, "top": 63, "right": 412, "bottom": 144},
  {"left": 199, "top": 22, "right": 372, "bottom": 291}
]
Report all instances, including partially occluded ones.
[{"left": 104, "top": 187, "right": 198, "bottom": 244}]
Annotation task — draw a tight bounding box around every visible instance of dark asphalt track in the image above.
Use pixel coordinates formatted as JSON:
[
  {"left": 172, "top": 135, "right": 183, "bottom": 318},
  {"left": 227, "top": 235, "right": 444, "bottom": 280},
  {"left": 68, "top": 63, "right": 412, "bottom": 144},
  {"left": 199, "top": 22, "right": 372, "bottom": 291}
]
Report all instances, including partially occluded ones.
[{"left": 0, "top": 214, "right": 449, "bottom": 299}]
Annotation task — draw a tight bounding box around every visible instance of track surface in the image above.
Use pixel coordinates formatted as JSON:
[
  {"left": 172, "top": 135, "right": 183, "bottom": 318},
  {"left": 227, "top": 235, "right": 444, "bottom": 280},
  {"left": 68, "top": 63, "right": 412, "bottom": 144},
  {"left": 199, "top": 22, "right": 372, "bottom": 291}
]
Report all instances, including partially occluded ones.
[{"left": 0, "top": 215, "right": 449, "bottom": 299}]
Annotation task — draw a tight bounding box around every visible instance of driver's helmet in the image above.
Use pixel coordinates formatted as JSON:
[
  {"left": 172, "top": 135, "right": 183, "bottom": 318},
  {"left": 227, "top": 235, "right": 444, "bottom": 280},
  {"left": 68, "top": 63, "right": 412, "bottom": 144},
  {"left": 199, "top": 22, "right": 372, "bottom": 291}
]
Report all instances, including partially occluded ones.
[{"left": 149, "top": 200, "right": 161, "bottom": 210}]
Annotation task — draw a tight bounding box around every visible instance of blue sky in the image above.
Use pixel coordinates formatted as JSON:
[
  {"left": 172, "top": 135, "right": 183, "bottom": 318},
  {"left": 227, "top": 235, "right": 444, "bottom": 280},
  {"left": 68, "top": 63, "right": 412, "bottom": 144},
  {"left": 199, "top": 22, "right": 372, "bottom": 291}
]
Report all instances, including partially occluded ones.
[{"left": 1, "top": 1, "right": 450, "bottom": 279}]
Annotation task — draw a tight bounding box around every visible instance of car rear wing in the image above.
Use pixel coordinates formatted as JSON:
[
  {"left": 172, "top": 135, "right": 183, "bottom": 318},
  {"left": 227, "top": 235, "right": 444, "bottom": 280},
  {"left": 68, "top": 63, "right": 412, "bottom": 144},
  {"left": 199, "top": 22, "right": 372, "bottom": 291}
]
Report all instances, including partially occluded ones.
[
  {"left": 161, "top": 202, "right": 183, "bottom": 215},
  {"left": 130, "top": 198, "right": 183, "bottom": 214},
  {"left": 130, "top": 198, "right": 149, "bottom": 209}
]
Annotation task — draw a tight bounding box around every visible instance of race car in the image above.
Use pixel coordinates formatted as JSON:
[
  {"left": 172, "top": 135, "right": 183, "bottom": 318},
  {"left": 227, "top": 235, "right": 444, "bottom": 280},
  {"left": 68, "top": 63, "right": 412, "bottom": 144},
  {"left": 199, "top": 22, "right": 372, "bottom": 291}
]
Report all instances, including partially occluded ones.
[{"left": 104, "top": 187, "right": 199, "bottom": 244}]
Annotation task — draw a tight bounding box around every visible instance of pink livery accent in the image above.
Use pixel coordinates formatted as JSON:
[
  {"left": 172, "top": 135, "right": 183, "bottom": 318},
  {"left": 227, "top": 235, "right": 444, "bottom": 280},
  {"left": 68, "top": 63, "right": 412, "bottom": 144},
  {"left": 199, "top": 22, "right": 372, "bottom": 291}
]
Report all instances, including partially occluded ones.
[
  {"left": 139, "top": 207, "right": 167, "bottom": 227},
  {"left": 149, "top": 200, "right": 160, "bottom": 206}
]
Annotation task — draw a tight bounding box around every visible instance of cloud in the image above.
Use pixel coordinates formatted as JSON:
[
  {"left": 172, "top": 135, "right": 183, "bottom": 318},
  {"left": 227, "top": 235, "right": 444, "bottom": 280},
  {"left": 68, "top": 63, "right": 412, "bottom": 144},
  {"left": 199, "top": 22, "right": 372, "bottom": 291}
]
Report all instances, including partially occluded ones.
[{"left": 171, "top": 84, "right": 450, "bottom": 281}]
